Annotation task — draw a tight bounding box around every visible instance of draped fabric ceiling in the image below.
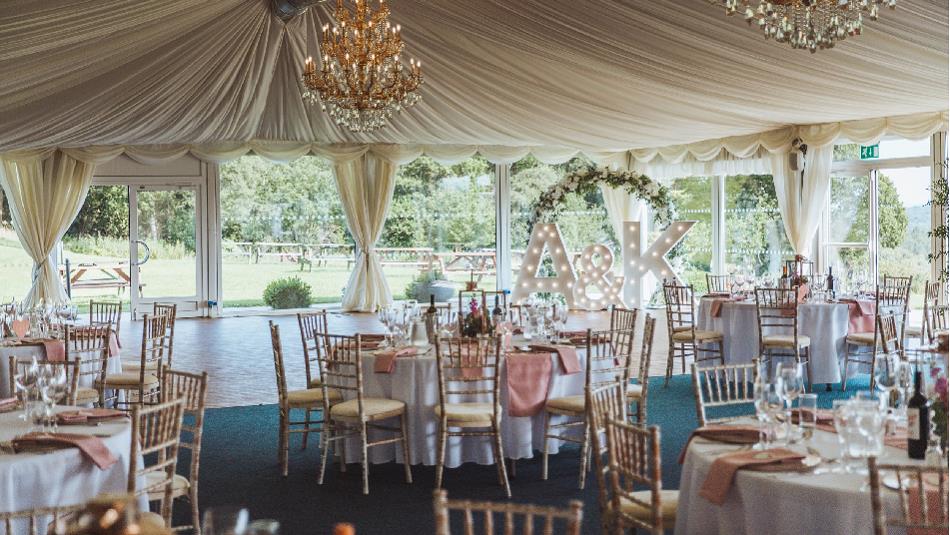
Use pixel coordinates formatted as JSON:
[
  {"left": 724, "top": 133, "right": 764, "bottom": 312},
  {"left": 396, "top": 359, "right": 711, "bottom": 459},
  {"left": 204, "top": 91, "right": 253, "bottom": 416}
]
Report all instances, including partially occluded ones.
[{"left": 0, "top": 0, "right": 947, "bottom": 309}]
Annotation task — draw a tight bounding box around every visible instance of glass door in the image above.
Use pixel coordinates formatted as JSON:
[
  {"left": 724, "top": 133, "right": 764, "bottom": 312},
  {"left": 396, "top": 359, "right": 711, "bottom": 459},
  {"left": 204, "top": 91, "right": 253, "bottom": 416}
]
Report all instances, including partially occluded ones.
[{"left": 129, "top": 185, "right": 203, "bottom": 318}]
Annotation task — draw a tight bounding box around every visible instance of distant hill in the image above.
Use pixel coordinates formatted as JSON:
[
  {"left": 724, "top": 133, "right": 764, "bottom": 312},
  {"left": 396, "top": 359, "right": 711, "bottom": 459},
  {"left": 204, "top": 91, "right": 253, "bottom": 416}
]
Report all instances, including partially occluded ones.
[{"left": 906, "top": 205, "right": 930, "bottom": 229}]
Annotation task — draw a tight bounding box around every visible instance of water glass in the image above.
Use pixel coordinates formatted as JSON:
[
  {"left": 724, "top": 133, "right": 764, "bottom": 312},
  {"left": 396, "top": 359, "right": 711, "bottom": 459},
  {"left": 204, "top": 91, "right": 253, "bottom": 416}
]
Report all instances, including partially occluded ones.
[
  {"left": 754, "top": 378, "right": 781, "bottom": 449},
  {"left": 798, "top": 393, "right": 818, "bottom": 440},
  {"left": 777, "top": 363, "right": 805, "bottom": 441},
  {"left": 203, "top": 507, "right": 249, "bottom": 535}
]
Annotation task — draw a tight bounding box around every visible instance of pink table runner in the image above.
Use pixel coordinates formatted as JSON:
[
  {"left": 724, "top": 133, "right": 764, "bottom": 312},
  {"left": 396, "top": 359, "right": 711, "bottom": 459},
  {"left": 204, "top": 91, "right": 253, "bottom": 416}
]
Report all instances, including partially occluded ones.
[
  {"left": 373, "top": 347, "right": 419, "bottom": 373},
  {"left": 505, "top": 352, "right": 552, "bottom": 417},
  {"left": 841, "top": 299, "right": 875, "bottom": 334},
  {"left": 42, "top": 340, "right": 66, "bottom": 362},
  {"left": 528, "top": 344, "right": 580, "bottom": 374}
]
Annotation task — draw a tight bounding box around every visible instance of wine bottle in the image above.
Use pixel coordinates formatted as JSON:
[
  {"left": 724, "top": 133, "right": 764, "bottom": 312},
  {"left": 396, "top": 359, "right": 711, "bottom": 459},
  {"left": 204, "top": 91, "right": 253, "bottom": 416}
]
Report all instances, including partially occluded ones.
[
  {"left": 781, "top": 265, "right": 789, "bottom": 288},
  {"left": 427, "top": 294, "right": 437, "bottom": 315},
  {"left": 825, "top": 266, "right": 835, "bottom": 299},
  {"left": 424, "top": 294, "right": 437, "bottom": 344},
  {"left": 491, "top": 296, "right": 503, "bottom": 334},
  {"left": 907, "top": 370, "right": 930, "bottom": 459}
]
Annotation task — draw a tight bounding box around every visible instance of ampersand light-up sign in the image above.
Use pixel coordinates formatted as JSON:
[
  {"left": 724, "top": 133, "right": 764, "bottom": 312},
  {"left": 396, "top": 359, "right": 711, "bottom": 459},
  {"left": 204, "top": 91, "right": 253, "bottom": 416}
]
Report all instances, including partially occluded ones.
[
  {"left": 573, "top": 244, "right": 625, "bottom": 310},
  {"left": 623, "top": 220, "right": 696, "bottom": 308},
  {"left": 512, "top": 223, "right": 578, "bottom": 307}
]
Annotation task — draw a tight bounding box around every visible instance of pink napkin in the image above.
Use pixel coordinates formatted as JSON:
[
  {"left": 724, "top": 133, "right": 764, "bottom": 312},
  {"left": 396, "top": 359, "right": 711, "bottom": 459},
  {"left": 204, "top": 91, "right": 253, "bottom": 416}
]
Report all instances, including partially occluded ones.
[
  {"left": 529, "top": 344, "right": 580, "bottom": 374},
  {"left": 908, "top": 485, "right": 946, "bottom": 535},
  {"left": 699, "top": 448, "right": 805, "bottom": 505},
  {"left": 11, "top": 319, "right": 29, "bottom": 338},
  {"left": 678, "top": 424, "right": 762, "bottom": 463},
  {"left": 108, "top": 332, "right": 121, "bottom": 357},
  {"left": 797, "top": 285, "right": 809, "bottom": 303},
  {"left": 43, "top": 340, "right": 66, "bottom": 362},
  {"left": 709, "top": 298, "right": 736, "bottom": 318},
  {"left": 57, "top": 408, "right": 127, "bottom": 425},
  {"left": 373, "top": 347, "right": 418, "bottom": 374},
  {"left": 842, "top": 299, "right": 876, "bottom": 334},
  {"left": 12, "top": 432, "right": 118, "bottom": 469},
  {"left": 505, "top": 352, "right": 552, "bottom": 417}
]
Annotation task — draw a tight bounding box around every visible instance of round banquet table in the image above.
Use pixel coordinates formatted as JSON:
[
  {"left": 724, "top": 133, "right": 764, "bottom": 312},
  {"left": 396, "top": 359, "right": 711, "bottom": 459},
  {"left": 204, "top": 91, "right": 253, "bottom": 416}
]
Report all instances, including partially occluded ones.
[
  {"left": 675, "top": 420, "right": 927, "bottom": 535},
  {"left": 0, "top": 406, "right": 146, "bottom": 525},
  {"left": 340, "top": 342, "right": 587, "bottom": 467},
  {"left": 696, "top": 298, "right": 853, "bottom": 385},
  {"left": 0, "top": 338, "right": 123, "bottom": 399}
]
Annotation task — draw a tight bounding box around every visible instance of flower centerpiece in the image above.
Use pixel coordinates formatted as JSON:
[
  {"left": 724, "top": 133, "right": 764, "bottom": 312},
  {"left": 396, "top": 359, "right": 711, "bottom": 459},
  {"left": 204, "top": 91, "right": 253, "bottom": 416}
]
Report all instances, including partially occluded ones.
[
  {"left": 528, "top": 165, "right": 674, "bottom": 230},
  {"left": 931, "top": 367, "right": 948, "bottom": 451},
  {"left": 461, "top": 297, "right": 483, "bottom": 338}
]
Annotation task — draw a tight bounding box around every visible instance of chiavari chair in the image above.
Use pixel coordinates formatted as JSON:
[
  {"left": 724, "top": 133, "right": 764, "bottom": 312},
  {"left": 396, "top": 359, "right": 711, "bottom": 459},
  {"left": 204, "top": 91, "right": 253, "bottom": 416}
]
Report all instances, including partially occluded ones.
[
  {"left": 68, "top": 324, "right": 112, "bottom": 407},
  {"left": 101, "top": 313, "right": 168, "bottom": 409},
  {"left": 269, "top": 322, "right": 340, "bottom": 477},
  {"left": 298, "top": 310, "right": 330, "bottom": 450},
  {"left": 0, "top": 504, "right": 83, "bottom": 535},
  {"left": 868, "top": 457, "right": 949, "bottom": 535},
  {"left": 89, "top": 300, "right": 122, "bottom": 338},
  {"left": 587, "top": 382, "right": 626, "bottom": 534},
  {"left": 705, "top": 274, "right": 732, "bottom": 295},
  {"left": 158, "top": 367, "right": 209, "bottom": 534},
  {"left": 627, "top": 315, "right": 656, "bottom": 425},
  {"left": 754, "top": 287, "right": 811, "bottom": 388},
  {"left": 663, "top": 281, "right": 724, "bottom": 387},
  {"left": 125, "top": 302, "right": 177, "bottom": 373},
  {"left": 129, "top": 397, "right": 186, "bottom": 529},
  {"left": 434, "top": 335, "right": 509, "bottom": 497},
  {"left": 842, "top": 279, "right": 911, "bottom": 391},
  {"left": 480, "top": 290, "right": 509, "bottom": 316},
  {"left": 609, "top": 306, "right": 639, "bottom": 357},
  {"left": 8, "top": 356, "right": 80, "bottom": 406},
  {"left": 433, "top": 490, "right": 583, "bottom": 535},
  {"left": 605, "top": 419, "right": 678, "bottom": 535},
  {"left": 542, "top": 327, "right": 635, "bottom": 490},
  {"left": 878, "top": 313, "right": 903, "bottom": 357},
  {"left": 692, "top": 360, "right": 759, "bottom": 426},
  {"left": 318, "top": 333, "right": 412, "bottom": 495}
]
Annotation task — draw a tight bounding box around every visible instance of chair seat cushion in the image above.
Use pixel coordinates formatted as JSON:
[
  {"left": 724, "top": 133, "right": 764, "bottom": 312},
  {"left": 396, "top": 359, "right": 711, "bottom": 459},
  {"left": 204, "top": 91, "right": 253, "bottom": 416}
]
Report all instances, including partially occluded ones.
[
  {"left": 846, "top": 332, "right": 877, "bottom": 345},
  {"left": 99, "top": 372, "right": 160, "bottom": 387},
  {"left": 608, "top": 490, "right": 679, "bottom": 521},
  {"left": 905, "top": 326, "right": 922, "bottom": 337},
  {"left": 762, "top": 334, "right": 810, "bottom": 348},
  {"left": 138, "top": 511, "right": 167, "bottom": 531},
  {"left": 672, "top": 329, "right": 723, "bottom": 343},
  {"left": 308, "top": 378, "right": 324, "bottom": 388},
  {"left": 545, "top": 395, "right": 585, "bottom": 414},
  {"left": 434, "top": 402, "right": 494, "bottom": 423},
  {"left": 145, "top": 472, "right": 189, "bottom": 500},
  {"left": 287, "top": 387, "right": 342, "bottom": 406},
  {"left": 626, "top": 384, "right": 644, "bottom": 400},
  {"left": 121, "top": 360, "right": 160, "bottom": 372},
  {"left": 330, "top": 398, "right": 405, "bottom": 419},
  {"left": 75, "top": 387, "right": 99, "bottom": 405}
]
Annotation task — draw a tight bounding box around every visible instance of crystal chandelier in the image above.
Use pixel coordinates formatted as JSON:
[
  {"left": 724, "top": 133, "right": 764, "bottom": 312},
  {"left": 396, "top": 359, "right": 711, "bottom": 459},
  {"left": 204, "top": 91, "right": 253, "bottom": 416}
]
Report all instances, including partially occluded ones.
[
  {"left": 710, "top": 0, "right": 897, "bottom": 53},
  {"left": 301, "top": 0, "right": 423, "bottom": 132}
]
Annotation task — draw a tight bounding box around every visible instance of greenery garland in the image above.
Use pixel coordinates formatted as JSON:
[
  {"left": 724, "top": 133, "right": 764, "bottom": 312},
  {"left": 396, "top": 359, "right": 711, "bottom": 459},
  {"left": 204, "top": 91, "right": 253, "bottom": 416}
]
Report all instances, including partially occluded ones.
[{"left": 529, "top": 165, "right": 674, "bottom": 230}]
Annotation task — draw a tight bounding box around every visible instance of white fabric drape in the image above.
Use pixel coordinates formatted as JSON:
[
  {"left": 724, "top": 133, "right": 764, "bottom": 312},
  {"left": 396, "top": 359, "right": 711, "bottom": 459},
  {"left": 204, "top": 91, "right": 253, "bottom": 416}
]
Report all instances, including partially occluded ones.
[
  {"left": 333, "top": 153, "right": 397, "bottom": 312},
  {"left": 769, "top": 144, "right": 834, "bottom": 255},
  {"left": 599, "top": 185, "right": 643, "bottom": 242},
  {"left": 0, "top": 150, "right": 95, "bottom": 306}
]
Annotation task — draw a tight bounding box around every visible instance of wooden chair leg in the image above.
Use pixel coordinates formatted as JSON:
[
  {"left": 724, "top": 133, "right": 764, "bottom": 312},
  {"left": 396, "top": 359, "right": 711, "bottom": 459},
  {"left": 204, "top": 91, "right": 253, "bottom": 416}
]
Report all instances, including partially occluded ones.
[
  {"left": 664, "top": 346, "right": 675, "bottom": 387},
  {"left": 279, "top": 411, "right": 289, "bottom": 477},
  {"left": 435, "top": 420, "right": 447, "bottom": 489},
  {"left": 190, "top": 481, "right": 200, "bottom": 535},
  {"left": 301, "top": 408, "right": 311, "bottom": 450},
  {"left": 318, "top": 420, "right": 331, "bottom": 485},
  {"left": 491, "top": 422, "right": 511, "bottom": 498},
  {"left": 841, "top": 343, "right": 851, "bottom": 391},
  {"left": 541, "top": 411, "right": 552, "bottom": 480},
  {"left": 578, "top": 419, "right": 591, "bottom": 490},
  {"left": 399, "top": 412, "right": 412, "bottom": 484},
  {"left": 359, "top": 421, "right": 370, "bottom": 495}
]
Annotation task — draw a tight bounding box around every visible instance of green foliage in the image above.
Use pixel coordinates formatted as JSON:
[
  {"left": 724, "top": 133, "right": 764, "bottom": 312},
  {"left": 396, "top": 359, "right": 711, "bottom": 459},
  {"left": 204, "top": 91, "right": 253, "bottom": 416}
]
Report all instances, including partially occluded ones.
[
  {"left": 67, "top": 185, "right": 128, "bottom": 239},
  {"left": 62, "top": 234, "right": 190, "bottom": 260},
  {"left": 928, "top": 159, "right": 949, "bottom": 283},
  {"left": 404, "top": 270, "right": 454, "bottom": 302},
  {"left": 262, "top": 276, "right": 313, "bottom": 309}
]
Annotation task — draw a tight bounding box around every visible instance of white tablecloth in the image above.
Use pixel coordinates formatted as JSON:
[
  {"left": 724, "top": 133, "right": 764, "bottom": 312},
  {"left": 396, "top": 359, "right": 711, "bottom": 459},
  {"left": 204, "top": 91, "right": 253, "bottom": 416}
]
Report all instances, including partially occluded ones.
[
  {"left": 675, "top": 421, "right": 925, "bottom": 535},
  {"left": 340, "top": 346, "right": 587, "bottom": 468},
  {"left": 0, "top": 406, "right": 146, "bottom": 526},
  {"left": 696, "top": 299, "right": 851, "bottom": 384},
  {"left": 0, "top": 341, "right": 123, "bottom": 398}
]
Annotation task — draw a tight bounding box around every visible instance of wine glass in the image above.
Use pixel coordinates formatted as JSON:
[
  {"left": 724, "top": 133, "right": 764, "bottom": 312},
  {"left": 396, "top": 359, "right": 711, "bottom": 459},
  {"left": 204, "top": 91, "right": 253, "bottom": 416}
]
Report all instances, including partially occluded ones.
[
  {"left": 40, "top": 366, "right": 68, "bottom": 431},
  {"left": 776, "top": 363, "right": 805, "bottom": 442},
  {"left": 873, "top": 353, "right": 900, "bottom": 419},
  {"left": 203, "top": 507, "right": 249, "bottom": 535},
  {"left": 556, "top": 307, "right": 568, "bottom": 336},
  {"left": 754, "top": 378, "right": 781, "bottom": 449}
]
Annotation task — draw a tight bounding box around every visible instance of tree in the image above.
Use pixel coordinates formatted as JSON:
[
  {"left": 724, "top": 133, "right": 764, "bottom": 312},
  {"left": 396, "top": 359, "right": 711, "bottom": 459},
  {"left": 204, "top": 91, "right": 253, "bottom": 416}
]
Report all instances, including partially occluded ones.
[{"left": 67, "top": 185, "right": 129, "bottom": 238}]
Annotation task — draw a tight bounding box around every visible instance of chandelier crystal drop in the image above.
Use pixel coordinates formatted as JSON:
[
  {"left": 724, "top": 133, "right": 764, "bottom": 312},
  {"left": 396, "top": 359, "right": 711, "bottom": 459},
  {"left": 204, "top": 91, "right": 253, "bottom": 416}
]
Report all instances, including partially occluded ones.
[
  {"left": 710, "top": 0, "right": 898, "bottom": 53},
  {"left": 302, "top": 0, "right": 423, "bottom": 132}
]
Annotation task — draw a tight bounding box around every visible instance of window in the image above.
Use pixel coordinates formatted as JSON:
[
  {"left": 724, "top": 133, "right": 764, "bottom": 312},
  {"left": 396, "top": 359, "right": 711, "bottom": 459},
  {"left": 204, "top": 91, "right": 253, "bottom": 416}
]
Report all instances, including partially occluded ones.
[
  {"left": 509, "top": 155, "right": 617, "bottom": 299},
  {"left": 724, "top": 174, "right": 793, "bottom": 277},
  {"left": 878, "top": 166, "right": 931, "bottom": 312},
  {"left": 218, "top": 156, "right": 350, "bottom": 308},
  {"left": 380, "top": 156, "right": 496, "bottom": 300},
  {"left": 667, "top": 176, "right": 712, "bottom": 291},
  {"left": 825, "top": 172, "right": 872, "bottom": 286}
]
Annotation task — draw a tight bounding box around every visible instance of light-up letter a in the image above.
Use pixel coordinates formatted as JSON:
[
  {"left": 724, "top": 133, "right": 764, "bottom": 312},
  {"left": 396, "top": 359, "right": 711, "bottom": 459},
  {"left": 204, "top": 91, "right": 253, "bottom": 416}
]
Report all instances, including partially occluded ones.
[{"left": 512, "top": 223, "right": 578, "bottom": 308}]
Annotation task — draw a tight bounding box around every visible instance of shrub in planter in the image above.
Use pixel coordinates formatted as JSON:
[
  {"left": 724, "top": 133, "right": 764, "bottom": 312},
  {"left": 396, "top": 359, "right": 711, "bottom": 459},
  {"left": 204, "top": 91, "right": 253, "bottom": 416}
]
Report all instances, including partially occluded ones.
[
  {"left": 405, "top": 270, "right": 455, "bottom": 302},
  {"left": 263, "top": 277, "right": 313, "bottom": 309}
]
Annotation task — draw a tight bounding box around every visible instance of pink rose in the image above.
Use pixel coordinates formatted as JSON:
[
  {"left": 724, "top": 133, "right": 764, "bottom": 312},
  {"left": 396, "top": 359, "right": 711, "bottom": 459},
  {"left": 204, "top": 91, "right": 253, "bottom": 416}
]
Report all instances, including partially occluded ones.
[{"left": 936, "top": 376, "right": 948, "bottom": 401}]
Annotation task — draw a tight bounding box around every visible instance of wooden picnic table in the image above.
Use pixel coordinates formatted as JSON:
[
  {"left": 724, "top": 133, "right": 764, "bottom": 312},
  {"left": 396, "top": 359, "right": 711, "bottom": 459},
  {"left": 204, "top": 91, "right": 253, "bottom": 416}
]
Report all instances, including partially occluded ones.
[
  {"left": 436, "top": 251, "right": 496, "bottom": 283},
  {"left": 60, "top": 261, "right": 142, "bottom": 296}
]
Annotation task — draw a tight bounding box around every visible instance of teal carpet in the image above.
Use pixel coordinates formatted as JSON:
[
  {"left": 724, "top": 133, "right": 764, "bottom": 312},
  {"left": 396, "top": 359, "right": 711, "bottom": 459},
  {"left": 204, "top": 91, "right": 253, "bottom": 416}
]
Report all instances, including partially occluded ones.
[{"left": 186, "top": 374, "right": 871, "bottom": 534}]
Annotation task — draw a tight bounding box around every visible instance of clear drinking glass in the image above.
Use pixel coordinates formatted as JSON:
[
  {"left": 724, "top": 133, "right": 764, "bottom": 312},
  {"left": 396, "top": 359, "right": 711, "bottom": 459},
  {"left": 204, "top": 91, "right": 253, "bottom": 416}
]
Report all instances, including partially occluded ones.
[
  {"left": 754, "top": 378, "right": 780, "bottom": 449},
  {"left": 799, "top": 393, "right": 818, "bottom": 440},
  {"left": 776, "top": 363, "right": 805, "bottom": 442},
  {"left": 202, "top": 507, "right": 249, "bottom": 535}
]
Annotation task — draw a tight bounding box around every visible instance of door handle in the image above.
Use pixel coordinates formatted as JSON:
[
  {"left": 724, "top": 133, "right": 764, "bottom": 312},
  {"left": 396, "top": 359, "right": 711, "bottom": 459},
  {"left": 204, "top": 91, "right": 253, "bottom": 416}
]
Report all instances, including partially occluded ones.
[{"left": 133, "top": 240, "right": 151, "bottom": 266}]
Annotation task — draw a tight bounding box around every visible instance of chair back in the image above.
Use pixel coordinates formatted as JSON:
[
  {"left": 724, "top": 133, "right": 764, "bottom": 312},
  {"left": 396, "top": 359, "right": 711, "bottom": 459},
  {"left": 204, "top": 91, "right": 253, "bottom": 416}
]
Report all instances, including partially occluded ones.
[
  {"left": 880, "top": 275, "right": 912, "bottom": 339},
  {"left": 931, "top": 306, "right": 948, "bottom": 339},
  {"left": 706, "top": 274, "right": 732, "bottom": 294},
  {"left": 663, "top": 281, "right": 696, "bottom": 338},
  {"left": 297, "top": 310, "right": 329, "bottom": 388},
  {"left": 868, "top": 457, "right": 949, "bottom": 535},
  {"left": 584, "top": 328, "right": 635, "bottom": 392},
  {"left": 0, "top": 504, "right": 83, "bottom": 535},
  {"left": 432, "top": 489, "right": 583, "bottom": 535},
  {"left": 634, "top": 315, "right": 656, "bottom": 389},
  {"left": 587, "top": 382, "right": 626, "bottom": 522},
  {"left": 435, "top": 335, "right": 502, "bottom": 417},
  {"left": 605, "top": 419, "right": 666, "bottom": 535},
  {"left": 138, "top": 313, "right": 170, "bottom": 370},
  {"left": 8, "top": 356, "right": 80, "bottom": 406},
  {"left": 921, "top": 281, "right": 941, "bottom": 342},
  {"left": 609, "top": 306, "right": 639, "bottom": 356},
  {"left": 877, "top": 313, "right": 903, "bottom": 356},
  {"left": 153, "top": 302, "right": 177, "bottom": 367},
  {"left": 754, "top": 287, "right": 799, "bottom": 344},
  {"left": 129, "top": 397, "right": 186, "bottom": 523},
  {"left": 269, "top": 321, "right": 292, "bottom": 405},
  {"left": 161, "top": 367, "right": 208, "bottom": 466},
  {"left": 692, "top": 361, "right": 759, "bottom": 426},
  {"left": 67, "top": 324, "right": 112, "bottom": 406},
  {"left": 316, "top": 333, "right": 364, "bottom": 416},
  {"left": 89, "top": 300, "right": 122, "bottom": 336},
  {"left": 480, "top": 290, "right": 508, "bottom": 315}
]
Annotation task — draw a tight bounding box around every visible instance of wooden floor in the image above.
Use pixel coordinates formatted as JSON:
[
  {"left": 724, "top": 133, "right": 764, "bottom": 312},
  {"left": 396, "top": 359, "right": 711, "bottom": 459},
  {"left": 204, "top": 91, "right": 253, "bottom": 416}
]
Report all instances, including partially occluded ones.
[{"left": 117, "top": 309, "right": 674, "bottom": 408}]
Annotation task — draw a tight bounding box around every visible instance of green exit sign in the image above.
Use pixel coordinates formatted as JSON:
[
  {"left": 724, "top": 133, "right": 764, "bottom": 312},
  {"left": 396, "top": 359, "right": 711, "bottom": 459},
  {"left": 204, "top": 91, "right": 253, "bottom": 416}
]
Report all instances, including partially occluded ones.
[{"left": 860, "top": 144, "right": 879, "bottom": 159}]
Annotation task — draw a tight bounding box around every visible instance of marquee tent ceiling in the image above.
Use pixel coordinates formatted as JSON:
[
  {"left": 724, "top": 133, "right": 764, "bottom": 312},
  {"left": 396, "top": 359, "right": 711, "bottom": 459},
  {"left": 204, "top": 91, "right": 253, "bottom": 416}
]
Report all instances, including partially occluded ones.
[{"left": 0, "top": 0, "right": 947, "bottom": 153}]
